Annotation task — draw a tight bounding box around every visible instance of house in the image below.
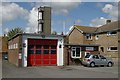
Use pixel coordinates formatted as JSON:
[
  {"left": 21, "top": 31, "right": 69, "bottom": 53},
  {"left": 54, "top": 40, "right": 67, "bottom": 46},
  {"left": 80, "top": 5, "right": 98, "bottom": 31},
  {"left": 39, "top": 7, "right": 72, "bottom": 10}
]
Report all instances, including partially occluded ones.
[
  {"left": 0, "top": 36, "right": 8, "bottom": 60},
  {"left": 95, "top": 20, "right": 120, "bottom": 58},
  {"left": 64, "top": 26, "right": 100, "bottom": 65},
  {"left": 66, "top": 20, "right": 120, "bottom": 65}
]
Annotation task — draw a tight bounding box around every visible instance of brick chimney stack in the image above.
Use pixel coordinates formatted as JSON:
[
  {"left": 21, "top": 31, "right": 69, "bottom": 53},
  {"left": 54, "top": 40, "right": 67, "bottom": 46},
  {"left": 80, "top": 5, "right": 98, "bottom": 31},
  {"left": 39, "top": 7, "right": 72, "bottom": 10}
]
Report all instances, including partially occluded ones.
[{"left": 106, "top": 20, "right": 111, "bottom": 24}]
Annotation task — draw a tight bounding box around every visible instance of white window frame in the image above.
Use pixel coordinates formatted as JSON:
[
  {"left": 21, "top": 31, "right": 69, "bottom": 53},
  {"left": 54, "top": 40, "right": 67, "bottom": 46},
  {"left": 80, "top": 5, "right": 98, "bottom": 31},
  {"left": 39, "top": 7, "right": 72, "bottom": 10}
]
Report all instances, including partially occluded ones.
[
  {"left": 14, "top": 44, "right": 16, "bottom": 49},
  {"left": 95, "top": 35, "right": 99, "bottom": 40},
  {"left": 107, "top": 46, "right": 118, "bottom": 51},
  {"left": 11, "top": 45, "right": 13, "bottom": 49},
  {"left": 85, "top": 34, "right": 92, "bottom": 40},
  {"left": 107, "top": 31, "right": 117, "bottom": 36},
  {"left": 8, "top": 45, "right": 10, "bottom": 49},
  {"left": 71, "top": 47, "right": 81, "bottom": 58},
  {"left": 15, "top": 43, "right": 18, "bottom": 49}
]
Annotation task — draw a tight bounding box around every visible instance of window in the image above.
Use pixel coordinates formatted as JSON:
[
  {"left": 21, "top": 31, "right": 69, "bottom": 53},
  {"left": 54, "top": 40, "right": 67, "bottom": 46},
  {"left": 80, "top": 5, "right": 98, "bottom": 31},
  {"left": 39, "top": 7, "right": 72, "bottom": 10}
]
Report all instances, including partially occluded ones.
[
  {"left": 51, "top": 50, "right": 56, "bottom": 54},
  {"left": 107, "top": 47, "right": 118, "bottom": 51},
  {"left": 85, "top": 54, "right": 91, "bottom": 58},
  {"left": 51, "top": 46, "right": 56, "bottom": 54},
  {"left": 15, "top": 43, "right": 18, "bottom": 49},
  {"left": 8, "top": 45, "right": 10, "bottom": 49},
  {"left": 43, "top": 45, "right": 49, "bottom": 54},
  {"left": 86, "top": 47, "right": 94, "bottom": 51},
  {"left": 93, "top": 55, "right": 99, "bottom": 59},
  {"left": 14, "top": 44, "right": 16, "bottom": 49},
  {"left": 107, "top": 31, "right": 117, "bottom": 36},
  {"left": 85, "top": 34, "right": 92, "bottom": 40},
  {"left": 44, "top": 50, "right": 49, "bottom": 54},
  {"left": 71, "top": 47, "right": 81, "bottom": 58},
  {"left": 100, "top": 47, "right": 104, "bottom": 52},
  {"left": 36, "top": 50, "right": 41, "bottom": 54},
  {"left": 28, "top": 50, "right": 34, "bottom": 54},
  {"left": 36, "top": 45, "right": 41, "bottom": 54},
  {"left": 100, "top": 55, "right": 106, "bottom": 59},
  {"left": 11, "top": 45, "right": 14, "bottom": 49},
  {"left": 95, "top": 35, "right": 99, "bottom": 40},
  {"left": 85, "top": 52, "right": 91, "bottom": 57},
  {"left": 28, "top": 45, "right": 34, "bottom": 54}
]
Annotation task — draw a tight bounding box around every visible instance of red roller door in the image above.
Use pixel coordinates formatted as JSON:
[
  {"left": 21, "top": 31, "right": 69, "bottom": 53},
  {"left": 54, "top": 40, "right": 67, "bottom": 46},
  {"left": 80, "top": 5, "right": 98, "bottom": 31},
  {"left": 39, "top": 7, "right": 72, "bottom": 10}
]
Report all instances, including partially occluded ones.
[{"left": 27, "top": 39, "right": 57, "bottom": 66}]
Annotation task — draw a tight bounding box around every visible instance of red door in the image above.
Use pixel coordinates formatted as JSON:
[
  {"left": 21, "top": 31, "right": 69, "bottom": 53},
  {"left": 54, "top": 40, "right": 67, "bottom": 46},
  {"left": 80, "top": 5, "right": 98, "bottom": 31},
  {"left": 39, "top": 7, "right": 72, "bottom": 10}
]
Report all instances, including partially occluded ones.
[{"left": 27, "top": 39, "right": 57, "bottom": 66}]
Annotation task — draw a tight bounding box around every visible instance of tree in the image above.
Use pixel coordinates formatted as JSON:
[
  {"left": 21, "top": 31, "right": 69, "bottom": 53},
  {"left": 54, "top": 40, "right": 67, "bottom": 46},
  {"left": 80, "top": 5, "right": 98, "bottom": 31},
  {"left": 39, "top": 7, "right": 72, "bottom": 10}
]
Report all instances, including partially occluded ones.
[
  {"left": 7, "top": 27, "right": 23, "bottom": 40},
  {"left": 51, "top": 31, "right": 57, "bottom": 35}
]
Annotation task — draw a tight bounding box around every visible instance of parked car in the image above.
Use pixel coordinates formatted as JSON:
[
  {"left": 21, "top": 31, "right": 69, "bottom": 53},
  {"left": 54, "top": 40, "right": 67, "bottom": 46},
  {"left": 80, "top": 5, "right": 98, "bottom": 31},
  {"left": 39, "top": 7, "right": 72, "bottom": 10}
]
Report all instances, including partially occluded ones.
[
  {"left": 82, "top": 54, "right": 114, "bottom": 67},
  {"left": 4, "top": 54, "right": 8, "bottom": 60}
]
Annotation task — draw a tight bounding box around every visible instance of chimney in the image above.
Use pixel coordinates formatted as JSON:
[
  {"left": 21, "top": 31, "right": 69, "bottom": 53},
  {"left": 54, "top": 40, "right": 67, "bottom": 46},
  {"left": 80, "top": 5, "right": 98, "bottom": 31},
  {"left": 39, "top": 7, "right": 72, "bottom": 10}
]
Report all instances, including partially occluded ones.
[{"left": 106, "top": 20, "right": 111, "bottom": 24}]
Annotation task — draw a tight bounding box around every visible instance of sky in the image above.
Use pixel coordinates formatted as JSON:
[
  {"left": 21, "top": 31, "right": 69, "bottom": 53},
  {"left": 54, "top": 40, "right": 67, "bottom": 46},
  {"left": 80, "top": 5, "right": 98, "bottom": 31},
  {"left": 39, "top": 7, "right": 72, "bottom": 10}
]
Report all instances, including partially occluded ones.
[{"left": 0, "top": 1, "right": 119, "bottom": 35}]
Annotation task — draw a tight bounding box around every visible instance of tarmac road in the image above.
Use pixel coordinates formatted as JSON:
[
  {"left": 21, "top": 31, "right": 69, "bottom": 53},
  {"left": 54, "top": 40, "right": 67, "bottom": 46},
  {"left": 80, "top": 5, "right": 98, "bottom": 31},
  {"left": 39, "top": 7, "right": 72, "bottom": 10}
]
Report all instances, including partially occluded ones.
[{"left": 2, "top": 60, "right": 118, "bottom": 78}]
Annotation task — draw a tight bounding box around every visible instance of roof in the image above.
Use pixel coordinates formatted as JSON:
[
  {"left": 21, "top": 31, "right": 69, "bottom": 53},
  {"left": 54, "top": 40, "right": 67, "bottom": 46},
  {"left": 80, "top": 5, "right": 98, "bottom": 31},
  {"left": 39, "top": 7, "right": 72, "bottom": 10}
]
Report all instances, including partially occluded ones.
[
  {"left": 75, "top": 25, "right": 98, "bottom": 33},
  {"left": 64, "top": 43, "right": 100, "bottom": 47},
  {"left": 96, "top": 20, "right": 120, "bottom": 33},
  {"left": 67, "top": 25, "right": 97, "bottom": 36},
  {"left": 68, "top": 20, "right": 120, "bottom": 36},
  {"left": 8, "top": 33, "right": 66, "bottom": 41}
]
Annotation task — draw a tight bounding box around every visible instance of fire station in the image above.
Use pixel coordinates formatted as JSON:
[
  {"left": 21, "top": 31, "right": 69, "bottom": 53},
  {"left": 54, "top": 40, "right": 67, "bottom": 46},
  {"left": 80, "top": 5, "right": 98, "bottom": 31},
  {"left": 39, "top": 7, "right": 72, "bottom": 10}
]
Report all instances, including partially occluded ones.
[
  {"left": 8, "top": 6, "right": 65, "bottom": 67},
  {"left": 8, "top": 33, "right": 64, "bottom": 67}
]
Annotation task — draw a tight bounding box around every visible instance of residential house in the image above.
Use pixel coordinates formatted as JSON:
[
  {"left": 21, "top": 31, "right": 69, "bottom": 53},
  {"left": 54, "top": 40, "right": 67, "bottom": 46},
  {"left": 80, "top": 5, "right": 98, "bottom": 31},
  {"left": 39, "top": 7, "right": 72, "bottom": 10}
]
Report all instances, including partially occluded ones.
[
  {"left": 64, "top": 25, "right": 100, "bottom": 65},
  {"left": 95, "top": 20, "right": 120, "bottom": 58},
  {"left": 66, "top": 20, "right": 120, "bottom": 65}
]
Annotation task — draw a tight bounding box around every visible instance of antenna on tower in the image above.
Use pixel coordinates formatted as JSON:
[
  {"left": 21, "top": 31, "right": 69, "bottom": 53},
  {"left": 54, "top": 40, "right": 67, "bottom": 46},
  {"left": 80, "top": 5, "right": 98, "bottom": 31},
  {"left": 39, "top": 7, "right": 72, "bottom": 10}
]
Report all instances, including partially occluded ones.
[{"left": 63, "top": 21, "right": 66, "bottom": 35}]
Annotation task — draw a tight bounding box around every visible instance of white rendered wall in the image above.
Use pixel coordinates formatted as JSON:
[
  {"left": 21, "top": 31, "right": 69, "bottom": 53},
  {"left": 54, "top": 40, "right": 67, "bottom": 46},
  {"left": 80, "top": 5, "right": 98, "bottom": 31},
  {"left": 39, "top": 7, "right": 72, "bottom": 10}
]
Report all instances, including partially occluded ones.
[
  {"left": 22, "top": 35, "right": 64, "bottom": 67},
  {"left": 22, "top": 37, "right": 28, "bottom": 67},
  {"left": 57, "top": 38, "right": 64, "bottom": 66}
]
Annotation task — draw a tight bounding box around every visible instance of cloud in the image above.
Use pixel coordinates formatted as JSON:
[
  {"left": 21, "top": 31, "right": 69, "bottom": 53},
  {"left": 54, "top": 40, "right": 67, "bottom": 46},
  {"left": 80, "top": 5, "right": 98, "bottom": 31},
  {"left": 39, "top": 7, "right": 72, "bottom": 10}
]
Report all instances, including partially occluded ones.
[
  {"left": 25, "top": 1, "right": 81, "bottom": 33},
  {"left": 90, "top": 17, "right": 107, "bottom": 27},
  {"left": 25, "top": 8, "right": 38, "bottom": 33},
  {"left": 102, "top": 3, "right": 118, "bottom": 20},
  {"left": 1, "top": 3, "right": 29, "bottom": 23},
  {"left": 4, "top": 27, "right": 9, "bottom": 34},
  {"left": 35, "top": 2, "right": 81, "bottom": 15},
  {"left": 90, "top": 3, "right": 118, "bottom": 27}
]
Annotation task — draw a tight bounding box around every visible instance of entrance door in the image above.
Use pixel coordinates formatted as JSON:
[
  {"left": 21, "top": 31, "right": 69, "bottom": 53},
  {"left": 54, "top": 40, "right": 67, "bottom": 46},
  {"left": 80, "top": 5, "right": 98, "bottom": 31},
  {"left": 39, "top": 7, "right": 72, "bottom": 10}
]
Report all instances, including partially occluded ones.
[{"left": 27, "top": 39, "right": 57, "bottom": 66}]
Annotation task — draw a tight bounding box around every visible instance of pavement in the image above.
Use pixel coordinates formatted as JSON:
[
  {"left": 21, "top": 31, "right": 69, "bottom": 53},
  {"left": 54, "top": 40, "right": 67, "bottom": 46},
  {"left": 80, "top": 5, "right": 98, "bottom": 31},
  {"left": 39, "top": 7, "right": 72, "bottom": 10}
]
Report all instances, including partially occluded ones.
[
  {"left": 2, "top": 60, "right": 119, "bottom": 78},
  {"left": 0, "top": 60, "right": 2, "bottom": 79}
]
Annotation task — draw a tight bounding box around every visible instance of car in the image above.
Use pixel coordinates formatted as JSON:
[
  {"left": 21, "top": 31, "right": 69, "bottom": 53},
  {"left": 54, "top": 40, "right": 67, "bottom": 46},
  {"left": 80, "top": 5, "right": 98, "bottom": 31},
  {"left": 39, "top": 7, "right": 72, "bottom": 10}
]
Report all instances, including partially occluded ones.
[
  {"left": 82, "top": 54, "right": 114, "bottom": 67},
  {"left": 4, "top": 55, "right": 8, "bottom": 60}
]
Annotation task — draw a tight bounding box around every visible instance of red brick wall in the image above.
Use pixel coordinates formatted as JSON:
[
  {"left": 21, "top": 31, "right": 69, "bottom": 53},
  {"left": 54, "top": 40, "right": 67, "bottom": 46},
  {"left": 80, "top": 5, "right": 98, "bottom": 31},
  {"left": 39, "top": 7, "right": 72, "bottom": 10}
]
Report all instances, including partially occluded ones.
[
  {"left": 68, "top": 28, "right": 84, "bottom": 44},
  {"left": 8, "top": 35, "right": 22, "bottom": 66}
]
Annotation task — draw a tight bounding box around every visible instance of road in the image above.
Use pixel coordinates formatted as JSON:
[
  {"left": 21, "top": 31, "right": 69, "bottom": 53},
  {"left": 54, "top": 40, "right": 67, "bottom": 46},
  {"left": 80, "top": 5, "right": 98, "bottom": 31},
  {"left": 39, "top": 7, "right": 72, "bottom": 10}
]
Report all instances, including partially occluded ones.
[
  {"left": 0, "top": 60, "right": 2, "bottom": 79},
  {"left": 2, "top": 60, "right": 118, "bottom": 78}
]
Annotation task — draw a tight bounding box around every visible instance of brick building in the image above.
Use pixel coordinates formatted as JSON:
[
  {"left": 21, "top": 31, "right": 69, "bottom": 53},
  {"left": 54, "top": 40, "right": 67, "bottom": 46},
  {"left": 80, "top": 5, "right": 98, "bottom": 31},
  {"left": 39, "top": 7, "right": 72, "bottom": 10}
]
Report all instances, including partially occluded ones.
[
  {"left": 64, "top": 26, "right": 100, "bottom": 65},
  {"left": 8, "top": 6, "right": 65, "bottom": 67},
  {"left": 8, "top": 33, "right": 65, "bottom": 67},
  {"left": 95, "top": 20, "right": 120, "bottom": 58},
  {"left": 7, "top": 6, "right": 119, "bottom": 67},
  {"left": 0, "top": 36, "right": 8, "bottom": 60},
  {"left": 66, "top": 20, "right": 120, "bottom": 64}
]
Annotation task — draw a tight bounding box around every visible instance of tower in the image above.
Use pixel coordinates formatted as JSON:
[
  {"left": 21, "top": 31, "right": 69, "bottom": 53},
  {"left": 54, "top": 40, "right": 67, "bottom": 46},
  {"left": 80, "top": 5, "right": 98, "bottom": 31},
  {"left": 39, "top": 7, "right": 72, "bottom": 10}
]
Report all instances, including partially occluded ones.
[{"left": 38, "top": 6, "right": 51, "bottom": 35}]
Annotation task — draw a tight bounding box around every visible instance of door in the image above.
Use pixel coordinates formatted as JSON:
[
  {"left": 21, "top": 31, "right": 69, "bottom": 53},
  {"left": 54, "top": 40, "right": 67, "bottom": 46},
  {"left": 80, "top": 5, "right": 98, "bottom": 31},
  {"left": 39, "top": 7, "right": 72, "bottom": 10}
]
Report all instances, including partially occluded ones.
[
  {"left": 27, "top": 39, "right": 57, "bottom": 66},
  {"left": 27, "top": 45, "right": 35, "bottom": 66},
  {"left": 99, "top": 55, "right": 107, "bottom": 65},
  {"left": 92, "top": 55, "right": 101, "bottom": 65}
]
